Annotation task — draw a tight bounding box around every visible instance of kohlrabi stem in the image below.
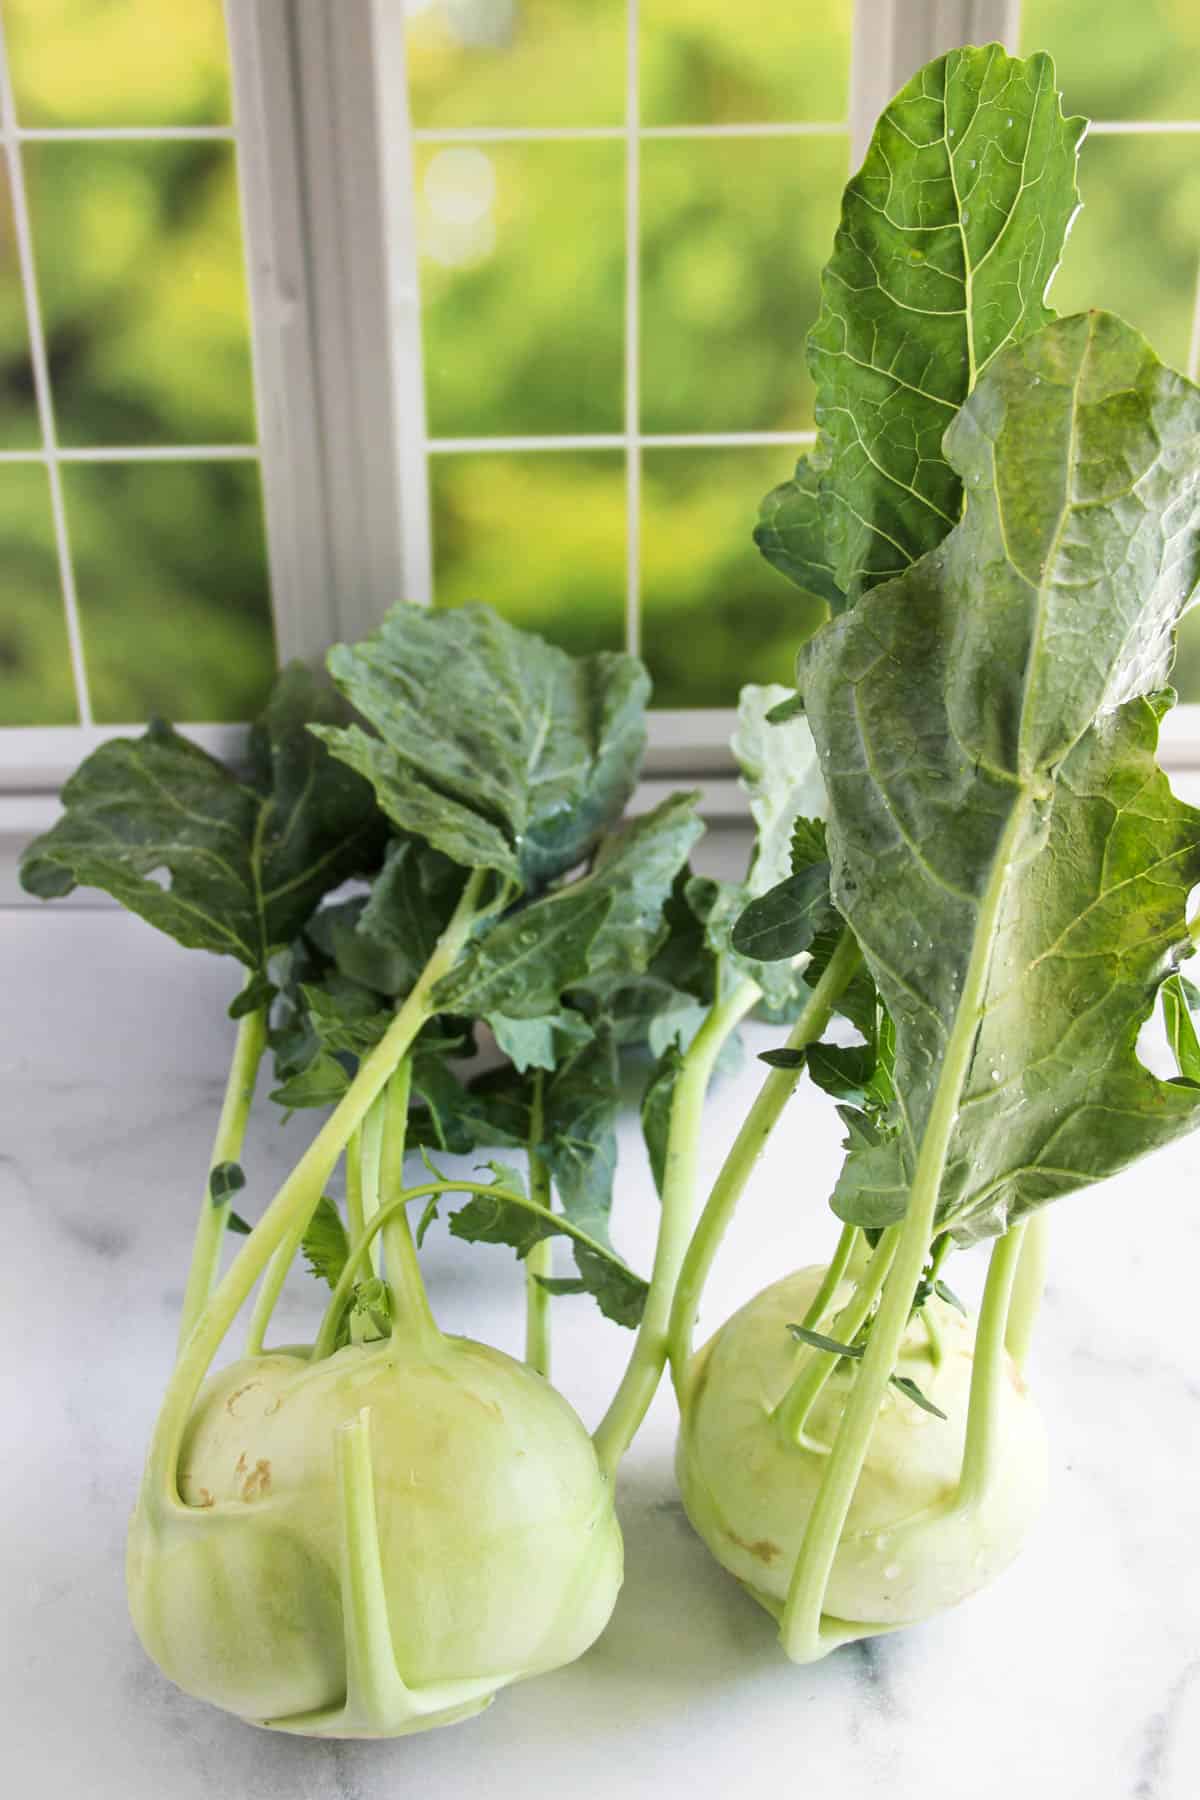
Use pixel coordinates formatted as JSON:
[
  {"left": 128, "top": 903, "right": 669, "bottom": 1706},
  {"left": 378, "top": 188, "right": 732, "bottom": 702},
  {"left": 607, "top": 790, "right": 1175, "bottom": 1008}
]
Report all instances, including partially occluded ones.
[
  {"left": 380, "top": 1058, "right": 441, "bottom": 1353},
  {"left": 592, "top": 972, "right": 760, "bottom": 1479},
  {"left": 779, "top": 799, "right": 1031, "bottom": 1664},
  {"left": 176, "top": 994, "right": 268, "bottom": 1354},
  {"left": 957, "top": 1222, "right": 1025, "bottom": 1509},
  {"left": 922, "top": 1307, "right": 944, "bottom": 1367},
  {"left": 666, "top": 930, "right": 863, "bottom": 1405},
  {"left": 796, "top": 1223, "right": 860, "bottom": 1335},
  {"left": 359, "top": 1095, "right": 386, "bottom": 1278},
  {"left": 149, "top": 869, "right": 487, "bottom": 1506},
  {"left": 772, "top": 1228, "right": 898, "bottom": 1444},
  {"left": 1004, "top": 1209, "right": 1049, "bottom": 1373},
  {"left": 525, "top": 1071, "right": 553, "bottom": 1379},
  {"left": 309, "top": 1177, "right": 603, "bottom": 1362},
  {"left": 344, "top": 1125, "right": 371, "bottom": 1345}
]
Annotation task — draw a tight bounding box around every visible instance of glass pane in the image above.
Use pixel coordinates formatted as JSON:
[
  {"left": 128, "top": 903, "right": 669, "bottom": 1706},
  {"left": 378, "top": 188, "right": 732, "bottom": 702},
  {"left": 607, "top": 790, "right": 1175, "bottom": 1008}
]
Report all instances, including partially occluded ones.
[
  {"left": 24, "top": 142, "right": 256, "bottom": 446},
  {"left": 1021, "top": 0, "right": 1200, "bottom": 122},
  {"left": 0, "top": 462, "right": 77, "bottom": 724},
  {"left": 4, "top": 0, "right": 231, "bottom": 128},
  {"left": 1174, "top": 611, "right": 1200, "bottom": 703},
  {"left": 641, "top": 0, "right": 849, "bottom": 126},
  {"left": 1049, "top": 134, "right": 1200, "bottom": 377},
  {"left": 430, "top": 449, "right": 626, "bottom": 656},
  {"left": 641, "top": 445, "right": 814, "bottom": 707},
  {"left": 0, "top": 160, "right": 39, "bottom": 449},
  {"left": 64, "top": 460, "right": 275, "bottom": 723},
  {"left": 418, "top": 141, "right": 624, "bottom": 437},
  {"left": 640, "top": 134, "right": 847, "bottom": 433},
  {"left": 407, "top": 0, "right": 624, "bottom": 130}
]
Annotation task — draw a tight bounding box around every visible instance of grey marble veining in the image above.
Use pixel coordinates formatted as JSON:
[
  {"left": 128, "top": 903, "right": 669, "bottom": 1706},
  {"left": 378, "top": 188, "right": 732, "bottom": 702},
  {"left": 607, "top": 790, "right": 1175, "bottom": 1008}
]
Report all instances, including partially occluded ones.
[{"left": 4, "top": 908, "right": 1200, "bottom": 1799}]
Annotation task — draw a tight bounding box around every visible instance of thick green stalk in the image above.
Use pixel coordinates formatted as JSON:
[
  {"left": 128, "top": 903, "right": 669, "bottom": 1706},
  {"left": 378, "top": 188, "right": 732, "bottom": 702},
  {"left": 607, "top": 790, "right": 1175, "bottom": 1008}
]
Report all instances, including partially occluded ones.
[
  {"left": 309, "top": 1176, "right": 618, "bottom": 1362},
  {"left": 343, "top": 1126, "right": 370, "bottom": 1345},
  {"left": 592, "top": 973, "right": 760, "bottom": 1478},
  {"left": 796, "top": 1223, "right": 860, "bottom": 1335},
  {"left": 772, "top": 1228, "right": 898, "bottom": 1444},
  {"left": 359, "top": 1096, "right": 386, "bottom": 1278},
  {"left": 666, "top": 930, "right": 864, "bottom": 1404},
  {"left": 779, "top": 801, "right": 1031, "bottom": 1664},
  {"left": 379, "top": 1058, "right": 441, "bottom": 1353},
  {"left": 525, "top": 1072, "right": 553, "bottom": 1379},
  {"left": 176, "top": 995, "right": 268, "bottom": 1353},
  {"left": 958, "top": 1222, "right": 1026, "bottom": 1507},
  {"left": 147, "top": 868, "right": 486, "bottom": 1505},
  {"left": 1004, "top": 1209, "right": 1049, "bottom": 1373}
]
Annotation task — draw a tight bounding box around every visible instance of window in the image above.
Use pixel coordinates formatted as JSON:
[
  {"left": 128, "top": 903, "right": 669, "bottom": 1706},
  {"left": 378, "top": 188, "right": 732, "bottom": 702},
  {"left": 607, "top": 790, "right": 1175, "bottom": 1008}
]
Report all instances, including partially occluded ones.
[
  {"left": 0, "top": 0, "right": 275, "bottom": 730},
  {"left": 3, "top": 0, "right": 1200, "bottom": 828}
]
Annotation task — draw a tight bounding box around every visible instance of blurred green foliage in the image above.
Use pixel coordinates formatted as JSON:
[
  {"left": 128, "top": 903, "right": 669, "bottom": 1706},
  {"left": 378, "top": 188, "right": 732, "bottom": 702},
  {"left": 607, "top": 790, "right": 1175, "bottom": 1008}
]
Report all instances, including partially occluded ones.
[
  {"left": 23, "top": 142, "right": 255, "bottom": 446},
  {"left": 3, "top": 1, "right": 1200, "bottom": 728},
  {"left": 1021, "top": 0, "right": 1200, "bottom": 122},
  {"left": 64, "top": 461, "right": 274, "bottom": 723},
  {"left": 0, "top": 464, "right": 78, "bottom": 724},
  {"left": 418, "top": 141, "right": 625, "bottom": 437},
  {"left": 639, "top": 136, "right": 846, "bottom": 433},
  {"left": 5, "top": 0, "right": 229, "bottom": 126},
  {"left": 0, "top": 0, "right": 270, "bottom": 727}
]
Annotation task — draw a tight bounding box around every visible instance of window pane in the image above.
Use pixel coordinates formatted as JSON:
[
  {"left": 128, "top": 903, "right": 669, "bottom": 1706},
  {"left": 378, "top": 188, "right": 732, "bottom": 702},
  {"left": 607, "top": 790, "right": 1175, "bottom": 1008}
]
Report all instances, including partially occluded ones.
[
  {"left": 1021, "top": 0, "right": 1200, "bottom": 122},
  {"left": 1048, "top": 135, "right": 1200, "bottom": 377},
  {"left": 1174, "top": 612, "right": 1200, "bottom": 703},
  {"left": 4, "top": 0, "right": 231, "bottom": 128},
  {"left": 407, "top": 0, "right": 625, "bottom": 130},
  {"left": 431, "top": 450, "right": 626, "bottom": 656},
  {"left": 24, "top": 141, "right": 256, "bottom": 446},
  {"left": 641, "top": 445, "right": 816, "bottom": 707},
  {"left": 640, "top": 135, "right": 847, "bottom": 433},
  {"left": 418, "top": 142, "right": 624, "bottom": 437},
  {"left": 0, "top": 159, "right": 38, "bottom": 449},
  {"left": 0, "top": 462, "right": 77, "bottom": 724},
  {"left": 64, "top": 460, "right": 274, "bottom": 723},
  {"left": 641, "top": 0, "right": 849, "bottom": 126}
]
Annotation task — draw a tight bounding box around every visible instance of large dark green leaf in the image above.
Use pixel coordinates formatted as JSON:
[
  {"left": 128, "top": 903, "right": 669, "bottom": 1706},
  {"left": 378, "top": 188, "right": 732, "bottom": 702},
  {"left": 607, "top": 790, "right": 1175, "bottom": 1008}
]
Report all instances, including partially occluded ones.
[
  {"left": 802, "top": 311, "right": 1200, "bottom": 1241},
  {"left": 432, "top": 792, "right": 702, "bottom": 1019},
  {"left": 20, "top": 667, "right": 384, "bottom": 973},
  {"left": 539, "top": 1023, "right": 621, "bottom": 1245},
  {"left": 315, "top": 603, "right": 650, "bottom": 889},
  {"left": 756, "top": 46, "right": 1084, "bottom": 614}
]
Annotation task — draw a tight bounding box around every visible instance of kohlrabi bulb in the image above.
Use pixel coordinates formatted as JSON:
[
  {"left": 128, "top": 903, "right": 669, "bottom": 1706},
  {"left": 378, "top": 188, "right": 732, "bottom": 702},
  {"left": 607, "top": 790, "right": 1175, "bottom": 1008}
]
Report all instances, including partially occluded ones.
[
  {"left": 676, "top": 1266, "right": 1047, "bottom": 1628},
  {"left": 128, "top": 1336, "right": 622, "bottom": 1736}
]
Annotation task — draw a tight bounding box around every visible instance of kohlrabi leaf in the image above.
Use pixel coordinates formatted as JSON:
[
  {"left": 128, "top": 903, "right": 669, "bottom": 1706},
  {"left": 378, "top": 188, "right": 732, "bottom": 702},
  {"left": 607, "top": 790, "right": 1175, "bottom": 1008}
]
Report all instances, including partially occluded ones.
[
  {"left": 701, "top": 686, "right": 827, "bottom": 1007},
  {"left": 756, "top": 454, "right": 844, "bottom": 623},
  {"left": 19, "top": 666, "right": 385, "bottom": 974},
  {"left": 730, "top": 861, "right": 836, "bottom": 962},
  {"left": 803, "top": 311, "right": 1200, "bottom": 1243},
  {"left": 756, "top": 45, "right": 1084, "bottom": 612},
  {"left": 448, "top": 1166, "right": 648, "bottom": 1328},
  {"left": 1161, "top": 973, "right": 1200, "bottom": 1084},
  {"left": 641, "top": 1045, "right": 683, "bottom": 1196},
  {"left": 302, "top": 1195, "right": 351, "bottom": 1289},
  {"left": 539, "top": 1024, "right": 621, "bottom": 1244},
  {"left": 486, "top": 1007, "right": 593, "bottom": 1074},
  {"left": 432, "top": 793, "right": 702, "bottom": 1020},
  {"left": 315, "top": 603, "right": 650, "bottom": 889}
]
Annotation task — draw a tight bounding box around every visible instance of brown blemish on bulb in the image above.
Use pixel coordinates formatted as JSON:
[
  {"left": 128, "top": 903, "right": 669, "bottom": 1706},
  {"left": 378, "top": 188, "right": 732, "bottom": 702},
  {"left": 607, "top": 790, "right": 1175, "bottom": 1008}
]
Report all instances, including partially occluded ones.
[
  {"left": 240, "top": 1459, "right": 272, "bottom": 1502},
  {"left": 224, "top": 1382, "right": 260, "bottom": 1417},
  {"left": 235, "top": 1453, "right": 247, "bottom": 1475},
  {"left": 196, "top": 1487, "right": 215, "bottom": 1509},
  {"left": 724, "top": 1526, "right": 783, "bottom": 1565}
]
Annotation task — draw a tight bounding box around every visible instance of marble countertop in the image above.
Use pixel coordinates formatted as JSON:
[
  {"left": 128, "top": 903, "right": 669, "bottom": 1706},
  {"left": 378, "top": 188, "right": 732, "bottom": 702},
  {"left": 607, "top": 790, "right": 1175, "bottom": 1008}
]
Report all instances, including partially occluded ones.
[{"left": 5, "top": 907, "right": 1200, "bottom": 1799}]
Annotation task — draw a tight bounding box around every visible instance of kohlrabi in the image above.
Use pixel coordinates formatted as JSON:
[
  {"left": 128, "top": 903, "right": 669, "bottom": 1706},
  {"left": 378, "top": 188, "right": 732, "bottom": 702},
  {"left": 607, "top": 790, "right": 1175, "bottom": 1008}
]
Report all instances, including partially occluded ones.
[
  {"left": 665, "top": 44, "right": 1200, "bottom": 1664},
  {"left": 22, "top": 603, "right": 704, "bottom": 1736}
]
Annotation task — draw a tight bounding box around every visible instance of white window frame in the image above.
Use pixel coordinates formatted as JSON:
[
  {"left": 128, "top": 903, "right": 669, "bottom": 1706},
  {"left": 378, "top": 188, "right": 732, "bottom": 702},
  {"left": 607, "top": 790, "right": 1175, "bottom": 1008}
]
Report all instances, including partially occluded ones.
[{"left": 5, "top": 0, "right": 1200, "bottom": 902}]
